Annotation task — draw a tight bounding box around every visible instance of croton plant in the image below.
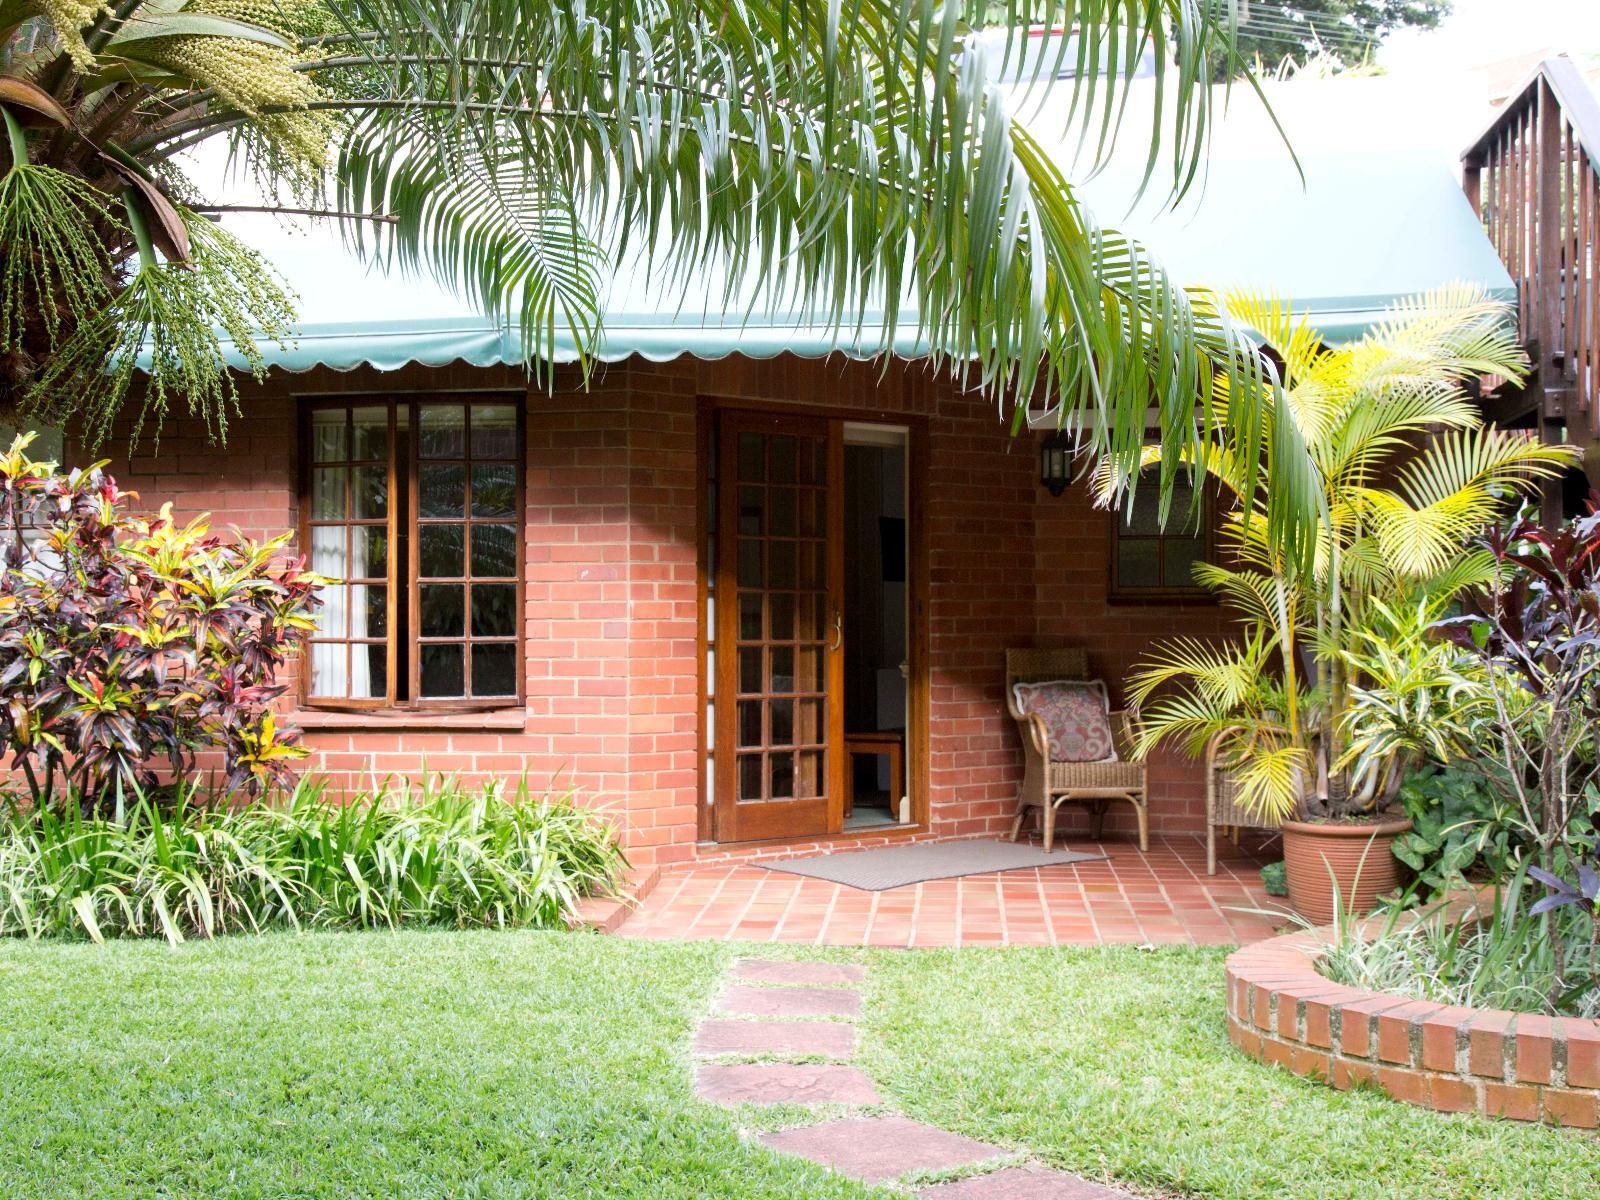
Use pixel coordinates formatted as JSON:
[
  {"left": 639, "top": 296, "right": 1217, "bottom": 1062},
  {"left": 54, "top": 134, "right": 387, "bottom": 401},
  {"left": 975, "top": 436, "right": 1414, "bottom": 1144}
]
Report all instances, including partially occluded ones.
[{"left": 0, "top": 431, "right": 322, "bottom": 812}]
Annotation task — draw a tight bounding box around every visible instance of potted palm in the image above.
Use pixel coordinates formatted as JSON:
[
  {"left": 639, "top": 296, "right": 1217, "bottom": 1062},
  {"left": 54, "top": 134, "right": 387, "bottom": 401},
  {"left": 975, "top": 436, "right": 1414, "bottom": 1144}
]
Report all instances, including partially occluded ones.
[{"left": 1126, "top": 286, "right": 1572, "bottom": 924}]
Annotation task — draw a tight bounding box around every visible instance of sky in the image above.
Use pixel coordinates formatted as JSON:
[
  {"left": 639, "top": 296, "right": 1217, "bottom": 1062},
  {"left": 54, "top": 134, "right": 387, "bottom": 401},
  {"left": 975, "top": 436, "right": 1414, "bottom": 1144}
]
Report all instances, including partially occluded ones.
[{"left": 1379, "top": 0, "right": 1600, "bottom": 75}]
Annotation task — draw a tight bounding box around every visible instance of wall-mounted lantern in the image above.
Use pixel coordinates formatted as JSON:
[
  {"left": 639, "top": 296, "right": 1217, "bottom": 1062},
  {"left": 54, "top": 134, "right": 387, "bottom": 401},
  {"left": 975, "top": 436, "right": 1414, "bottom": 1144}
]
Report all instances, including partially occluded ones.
[{"left": 1039, "top": 430, "right": 1072, "bottom": 498}]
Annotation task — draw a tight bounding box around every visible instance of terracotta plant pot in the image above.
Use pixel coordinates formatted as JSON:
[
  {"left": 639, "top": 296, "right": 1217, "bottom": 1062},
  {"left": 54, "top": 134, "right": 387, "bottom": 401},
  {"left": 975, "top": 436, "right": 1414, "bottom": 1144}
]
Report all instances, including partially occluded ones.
[{"left": 1280, "top": 816, "right": 1413, "bottom": 927}]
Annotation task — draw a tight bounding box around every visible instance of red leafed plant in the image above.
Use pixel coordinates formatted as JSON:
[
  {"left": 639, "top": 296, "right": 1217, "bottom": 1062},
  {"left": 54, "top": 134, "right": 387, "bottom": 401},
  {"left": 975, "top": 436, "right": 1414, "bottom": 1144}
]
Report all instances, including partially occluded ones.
[{"left": 0, "top": 432, "right": 324, "bottom": 814}]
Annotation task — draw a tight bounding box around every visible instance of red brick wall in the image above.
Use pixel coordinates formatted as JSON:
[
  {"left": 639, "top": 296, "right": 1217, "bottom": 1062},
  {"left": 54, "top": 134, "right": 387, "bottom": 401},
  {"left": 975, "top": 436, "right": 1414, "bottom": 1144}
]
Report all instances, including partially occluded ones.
[
  {"left": 1032, "top": 481, "right": 1233, "bottom": 839},
  {"left": 77, "top": 353, "right": 1229, "bottom": 863}
]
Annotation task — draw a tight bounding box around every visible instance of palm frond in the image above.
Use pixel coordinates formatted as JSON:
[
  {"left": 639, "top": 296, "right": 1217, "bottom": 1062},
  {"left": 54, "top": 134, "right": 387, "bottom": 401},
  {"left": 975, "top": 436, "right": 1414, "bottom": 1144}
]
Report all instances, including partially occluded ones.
[
  {"left": 1345, "top": 282, "right": 1530, "bottom": 397},
  {"left": 1224, "top": 742, "right": 1309, "bottom": 823},
  {"left": 338, "top": 123, "right": 606, "bottom": 376}
]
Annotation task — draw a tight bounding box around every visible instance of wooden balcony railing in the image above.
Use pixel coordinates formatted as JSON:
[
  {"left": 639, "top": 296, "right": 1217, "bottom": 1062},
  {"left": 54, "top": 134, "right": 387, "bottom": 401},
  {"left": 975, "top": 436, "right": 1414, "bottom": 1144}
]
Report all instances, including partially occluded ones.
[{"left": 1463, "top": 57, "right": 1600, "bottom": 442}]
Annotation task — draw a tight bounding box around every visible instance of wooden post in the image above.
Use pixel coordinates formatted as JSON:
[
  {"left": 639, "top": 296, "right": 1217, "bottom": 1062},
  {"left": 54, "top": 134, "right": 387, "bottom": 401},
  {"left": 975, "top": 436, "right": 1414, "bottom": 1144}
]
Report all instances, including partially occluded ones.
[
  {"left": 1462, "top": 154, "right": 1482, "bottom": 217},
  {"left": 1538, "top": 80, "right": 1569, "bottom": 525}
]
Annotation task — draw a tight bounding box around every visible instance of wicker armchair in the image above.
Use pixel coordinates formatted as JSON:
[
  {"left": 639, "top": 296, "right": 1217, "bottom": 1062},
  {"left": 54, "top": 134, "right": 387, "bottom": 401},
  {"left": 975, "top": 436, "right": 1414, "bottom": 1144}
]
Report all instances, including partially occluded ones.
[
  {"left": 1205, "top": 732, "right": 1280, "bottom": 874},
  {"left": 1004, "top": 648, "right": 1149, "bottom": 852}
]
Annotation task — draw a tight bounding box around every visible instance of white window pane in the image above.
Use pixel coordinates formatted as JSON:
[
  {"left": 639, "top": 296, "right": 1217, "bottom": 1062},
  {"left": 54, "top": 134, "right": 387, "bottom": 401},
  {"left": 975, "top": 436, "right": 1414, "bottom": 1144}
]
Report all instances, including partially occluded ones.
[{"left": 309, "top": 642, "right": 346, "bottom": 697}]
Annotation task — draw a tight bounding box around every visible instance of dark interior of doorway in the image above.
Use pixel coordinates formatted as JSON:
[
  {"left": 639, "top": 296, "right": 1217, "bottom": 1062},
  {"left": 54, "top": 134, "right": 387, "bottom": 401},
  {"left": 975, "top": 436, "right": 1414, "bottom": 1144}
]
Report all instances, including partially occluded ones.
[{"left": 843, "top": 436, "right": 909, "bottom": 831}]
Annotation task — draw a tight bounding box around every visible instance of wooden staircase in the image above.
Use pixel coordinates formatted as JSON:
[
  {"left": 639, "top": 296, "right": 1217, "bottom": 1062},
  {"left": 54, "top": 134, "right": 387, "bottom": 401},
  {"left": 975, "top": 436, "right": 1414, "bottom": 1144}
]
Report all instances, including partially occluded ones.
[{"left": 1463, "top": 56, "right": 1600, "bottom": 512}]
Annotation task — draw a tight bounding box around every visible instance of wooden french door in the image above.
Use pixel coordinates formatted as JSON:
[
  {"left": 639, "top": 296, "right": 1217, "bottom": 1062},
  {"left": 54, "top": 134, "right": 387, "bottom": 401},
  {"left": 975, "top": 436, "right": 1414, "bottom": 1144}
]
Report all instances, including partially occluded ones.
[{"left": 712, "top": 410, "right": 845, "bottom": 842}]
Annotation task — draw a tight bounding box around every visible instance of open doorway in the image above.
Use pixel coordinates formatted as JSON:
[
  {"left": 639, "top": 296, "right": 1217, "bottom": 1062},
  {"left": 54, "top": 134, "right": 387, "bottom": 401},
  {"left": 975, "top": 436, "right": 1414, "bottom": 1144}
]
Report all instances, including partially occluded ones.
[
  {"left": 841, "top": 424, "right": 910, "bottom": 831},
  {"left": 701, "top": 405, "right": 921, "bottom": 844}
]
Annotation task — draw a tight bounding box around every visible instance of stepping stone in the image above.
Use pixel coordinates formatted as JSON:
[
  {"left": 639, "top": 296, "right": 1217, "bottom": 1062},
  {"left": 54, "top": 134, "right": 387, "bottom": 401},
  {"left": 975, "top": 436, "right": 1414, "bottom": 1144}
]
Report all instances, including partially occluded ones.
[
  {"left": 695, "top": 1062, "right": 880, "bottom": 1106},
  {"left": 918, "top": 1165, "right": 1135, "bottom": 1199},
  {"left": 733, "top": 958, "right": 866, "bottom": 986},
  {"left": 718, "top": 984, "right": 861, "bottom": 1018},
  {"left": 759, "top": 1116, "right": 1000, "bottom": 1183},
  {"left": 693, "top": 1019, "right": 855, "bottom": 1058}
]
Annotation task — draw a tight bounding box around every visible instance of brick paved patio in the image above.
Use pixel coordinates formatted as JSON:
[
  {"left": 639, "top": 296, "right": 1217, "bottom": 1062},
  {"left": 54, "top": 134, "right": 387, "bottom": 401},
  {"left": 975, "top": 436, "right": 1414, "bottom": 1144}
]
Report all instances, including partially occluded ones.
[{"left": 617, "top": 835, "right": 1285, "bottom": 947}]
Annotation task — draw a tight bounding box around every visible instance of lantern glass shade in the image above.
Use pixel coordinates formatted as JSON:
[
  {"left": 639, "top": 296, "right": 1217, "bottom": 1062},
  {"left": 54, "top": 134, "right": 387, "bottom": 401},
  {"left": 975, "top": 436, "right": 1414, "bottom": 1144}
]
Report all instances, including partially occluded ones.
[{"left": 1040, "top": 432, "right": 1071, "bottom": 497}]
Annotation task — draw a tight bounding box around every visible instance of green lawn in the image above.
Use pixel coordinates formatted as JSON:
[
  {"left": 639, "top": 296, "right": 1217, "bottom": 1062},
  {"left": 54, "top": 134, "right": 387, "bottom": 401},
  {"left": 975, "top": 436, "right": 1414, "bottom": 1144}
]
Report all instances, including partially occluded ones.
[
  {"left": 859, "top": 946, "right": 1600, "bottom": 1200},
  {"left": 1, "top": 935, "right": 1595, "bottom": 1200},
  {"left": 0, "top": 932, "right": 881, "bottom": 1200}
]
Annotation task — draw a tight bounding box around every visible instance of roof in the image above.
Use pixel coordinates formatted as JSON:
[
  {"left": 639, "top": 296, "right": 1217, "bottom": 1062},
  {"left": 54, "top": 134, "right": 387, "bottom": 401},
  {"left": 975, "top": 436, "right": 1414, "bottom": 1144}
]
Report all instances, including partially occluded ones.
[{"left": 199, "top": 74, "right": 1515, "bottom": 375}]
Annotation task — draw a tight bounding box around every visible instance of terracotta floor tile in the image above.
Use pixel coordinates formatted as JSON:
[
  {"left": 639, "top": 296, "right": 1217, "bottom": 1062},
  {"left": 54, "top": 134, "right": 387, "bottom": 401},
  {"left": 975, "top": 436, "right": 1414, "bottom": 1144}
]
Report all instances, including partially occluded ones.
[{"left": 617, "top": 836, "right": 1277, "bottom": 948}]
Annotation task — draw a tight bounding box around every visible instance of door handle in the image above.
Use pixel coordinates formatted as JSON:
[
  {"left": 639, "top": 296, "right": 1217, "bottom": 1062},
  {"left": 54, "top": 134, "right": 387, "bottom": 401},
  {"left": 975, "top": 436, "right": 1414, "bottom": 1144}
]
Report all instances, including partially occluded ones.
[{"left": 829, "top": 610, "right": 843, "bottom": 652}]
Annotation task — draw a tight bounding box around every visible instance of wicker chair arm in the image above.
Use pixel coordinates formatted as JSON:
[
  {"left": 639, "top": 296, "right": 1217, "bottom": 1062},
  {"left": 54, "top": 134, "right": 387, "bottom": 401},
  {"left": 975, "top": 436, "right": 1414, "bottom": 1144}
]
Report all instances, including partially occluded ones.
[
  {"left": 1017, "top": 712, "right": 1051, "bottom": 757},
  {"left": 1203, "top": 727, "right": 1247, "bottom": 779},
  {"left": 1109, "top": 709, "right": 1141, "bottom": 761}
]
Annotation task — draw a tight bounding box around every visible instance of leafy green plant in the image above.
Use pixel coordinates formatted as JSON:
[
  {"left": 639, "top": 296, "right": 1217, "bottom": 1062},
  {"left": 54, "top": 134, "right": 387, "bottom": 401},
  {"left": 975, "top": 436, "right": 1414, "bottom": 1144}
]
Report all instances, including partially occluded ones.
[
  {"left": 1391, "top": 763, "right": 1529, "bottom": 900},
  {"left": 1259, "top": 860, "right": 1288, "bottom": 897},
  {"left": 0, "top": 774, "right": 627, "bottom": 942},
  {"left": 1319, "top": 868, "right": 1600, "bottom": 1020},
  {"left": 1129, "top": 287, "right": 1571, "bottom": 822},
  {"left": 1431, "top": 506, "right": 1600, "bottom": 1004},
  {"left": 0, "top": 433, "right": 323, "bottom": 812}
]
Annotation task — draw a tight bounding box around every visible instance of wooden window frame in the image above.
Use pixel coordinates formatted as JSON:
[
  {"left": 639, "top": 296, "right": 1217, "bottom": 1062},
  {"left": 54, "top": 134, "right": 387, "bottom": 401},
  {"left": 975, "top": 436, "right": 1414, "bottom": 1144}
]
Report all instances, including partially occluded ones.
[
  {"left": 1107, "top": 469, "right": 1215, "bottom": 602},
  {"left": 298, "top": 394, "right": 526, "bottom": 713}
]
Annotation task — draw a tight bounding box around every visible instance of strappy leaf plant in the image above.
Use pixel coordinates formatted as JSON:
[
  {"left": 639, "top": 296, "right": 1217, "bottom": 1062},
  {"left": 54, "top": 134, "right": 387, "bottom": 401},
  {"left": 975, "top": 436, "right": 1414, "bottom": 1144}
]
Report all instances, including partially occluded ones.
[
  {"left": 1128, "top": 285, "right": 1576, "bottom": 823},
  {"left": 2, "top": 2, "right": 1323, "bottom": 556}
]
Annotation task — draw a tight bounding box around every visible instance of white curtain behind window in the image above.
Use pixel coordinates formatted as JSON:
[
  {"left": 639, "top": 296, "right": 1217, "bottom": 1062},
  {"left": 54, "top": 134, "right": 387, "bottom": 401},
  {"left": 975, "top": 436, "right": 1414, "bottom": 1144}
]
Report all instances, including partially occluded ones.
[{"left": 310, "top": 536, "right": 372, "bottom": 698}]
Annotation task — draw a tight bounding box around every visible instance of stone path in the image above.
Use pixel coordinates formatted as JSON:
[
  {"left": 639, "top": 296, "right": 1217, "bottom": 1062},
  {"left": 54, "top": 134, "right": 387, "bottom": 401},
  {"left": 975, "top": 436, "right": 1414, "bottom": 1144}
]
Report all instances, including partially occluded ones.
[{"left": 692, "top": 956, "right": 1136, "bottom": 1197}]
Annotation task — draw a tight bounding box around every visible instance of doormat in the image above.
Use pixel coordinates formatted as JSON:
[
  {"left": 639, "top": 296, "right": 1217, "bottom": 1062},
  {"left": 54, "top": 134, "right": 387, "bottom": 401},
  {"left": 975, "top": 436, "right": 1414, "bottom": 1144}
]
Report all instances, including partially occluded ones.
[{"left": 761, "top": 839, "right": 1106, "bottom": 891}]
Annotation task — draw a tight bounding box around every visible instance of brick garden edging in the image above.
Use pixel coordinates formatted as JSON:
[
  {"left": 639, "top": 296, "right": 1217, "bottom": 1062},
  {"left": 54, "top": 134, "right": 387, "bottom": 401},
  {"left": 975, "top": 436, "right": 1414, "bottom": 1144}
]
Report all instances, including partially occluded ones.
[{"left": 1225, "top": 927, "right": 1600, "bottom": 1128}]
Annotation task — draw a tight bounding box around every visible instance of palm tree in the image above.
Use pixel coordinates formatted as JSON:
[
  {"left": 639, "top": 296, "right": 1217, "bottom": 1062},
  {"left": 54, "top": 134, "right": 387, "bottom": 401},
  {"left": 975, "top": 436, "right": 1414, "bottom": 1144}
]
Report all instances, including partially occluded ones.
[
  {"left": 0, "top": 1, "right": 1323, "bottom": 552},
  {"left": 1127, "top": 285, "right": 1576, "bottom": 822}
]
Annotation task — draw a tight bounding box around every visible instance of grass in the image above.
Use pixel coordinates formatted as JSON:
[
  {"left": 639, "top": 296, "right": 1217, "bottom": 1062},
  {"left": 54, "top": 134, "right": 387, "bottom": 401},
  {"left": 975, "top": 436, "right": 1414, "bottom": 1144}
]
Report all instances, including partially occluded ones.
[
  {"left": 859, "top": 947, "right": 1600, "bottom": 1200},
  {"left": 2, "top": 934, "right": 1596, "bottom": 1199},
  {"left": 0, "top": 932, "right": 882, "bottom": 1200}
]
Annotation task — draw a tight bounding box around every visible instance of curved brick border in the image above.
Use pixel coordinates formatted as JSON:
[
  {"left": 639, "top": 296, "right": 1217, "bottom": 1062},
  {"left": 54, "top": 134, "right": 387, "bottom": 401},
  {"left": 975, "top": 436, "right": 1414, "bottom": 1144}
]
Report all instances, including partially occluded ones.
[{"left": 1225, "top": 927, "right": 1600, "bottom": 1127}]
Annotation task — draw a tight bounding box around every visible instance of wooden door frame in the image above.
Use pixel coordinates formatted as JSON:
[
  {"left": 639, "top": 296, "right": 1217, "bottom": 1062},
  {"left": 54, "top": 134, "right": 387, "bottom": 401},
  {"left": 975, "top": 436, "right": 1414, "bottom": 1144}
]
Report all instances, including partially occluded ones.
[{"left": 694, "top": 395, "right": 931, "bottom": 846}]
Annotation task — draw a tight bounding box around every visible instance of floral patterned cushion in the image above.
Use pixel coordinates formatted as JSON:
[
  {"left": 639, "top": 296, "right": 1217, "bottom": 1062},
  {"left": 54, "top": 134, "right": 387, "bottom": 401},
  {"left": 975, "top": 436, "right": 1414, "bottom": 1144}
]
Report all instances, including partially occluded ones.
[{"left": 1012, "top": 679, "right": 1117, "bottom": 763}]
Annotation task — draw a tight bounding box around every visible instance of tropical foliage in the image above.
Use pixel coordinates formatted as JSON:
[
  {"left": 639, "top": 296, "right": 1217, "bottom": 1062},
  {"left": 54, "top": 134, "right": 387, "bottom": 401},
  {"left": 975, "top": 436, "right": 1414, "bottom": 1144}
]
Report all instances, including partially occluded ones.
[
  {"left": 1319, "top": 867, "right": 1600, "bottom": 1020},
  {"left": 0, "top": 1, "right": 1325, "bottom": 551},
  {"left": 1432, "top": 509, "right": 1600, "bottom": 874},
  {"left": 0, "top": 775, "right": 627, "bottom": 941},
  {"left": 1127, "top": 286, "right": 1573, "bottom": 823},
  {"left": 1416, "top": 507, "right": 1600, "bottom": 1002},
  {"left": 0, "top": 431, "right": 321, "bottom": 812},
  {"left": 1390, "top": 761, "right": 1529, "bottom": 901}
]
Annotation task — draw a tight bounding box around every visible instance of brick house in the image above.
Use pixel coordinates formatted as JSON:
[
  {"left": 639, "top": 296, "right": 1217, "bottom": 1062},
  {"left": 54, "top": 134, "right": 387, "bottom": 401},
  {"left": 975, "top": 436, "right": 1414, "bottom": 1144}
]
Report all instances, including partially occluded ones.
[{"left": 74, "top": 78, "right": 1518, "bottom": 868}]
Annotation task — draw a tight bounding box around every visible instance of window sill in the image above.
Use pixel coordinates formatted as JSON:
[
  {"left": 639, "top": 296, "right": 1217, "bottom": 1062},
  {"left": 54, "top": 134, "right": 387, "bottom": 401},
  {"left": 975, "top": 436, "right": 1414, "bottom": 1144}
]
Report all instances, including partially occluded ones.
[
  {"left": 290, "top": 707, "right": 528, "bottom": 733},
  {"left": 1107, "top": 591, "right": 1217, "bottom": 606}
]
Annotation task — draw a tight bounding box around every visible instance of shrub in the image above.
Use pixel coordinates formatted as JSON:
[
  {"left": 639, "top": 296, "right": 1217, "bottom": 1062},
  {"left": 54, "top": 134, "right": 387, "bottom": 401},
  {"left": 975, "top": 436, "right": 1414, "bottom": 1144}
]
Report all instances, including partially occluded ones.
[
  {"left": 0, "top": 776, "right": 627, "bottom": 942},
  {"left": 0, "top": 433, "right": 322, "bottom": 812},
  {"left": 1433, "top": 506, "right": 1600, "bottom": 1004},
  {"left": 1391, "top": 762, "right": 1530, "bottom": 900},
  {"left": 1259, "top": 860, "right": 1288, "bottom": 897}
]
